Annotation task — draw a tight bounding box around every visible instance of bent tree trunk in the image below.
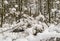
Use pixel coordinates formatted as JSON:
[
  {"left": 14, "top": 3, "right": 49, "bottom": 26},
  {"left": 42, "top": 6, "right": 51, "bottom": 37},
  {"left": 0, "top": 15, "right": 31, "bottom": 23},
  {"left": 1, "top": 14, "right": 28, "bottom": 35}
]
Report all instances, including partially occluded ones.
[{"left": 1, "top": 0, "right": 4, "bottom": 27}]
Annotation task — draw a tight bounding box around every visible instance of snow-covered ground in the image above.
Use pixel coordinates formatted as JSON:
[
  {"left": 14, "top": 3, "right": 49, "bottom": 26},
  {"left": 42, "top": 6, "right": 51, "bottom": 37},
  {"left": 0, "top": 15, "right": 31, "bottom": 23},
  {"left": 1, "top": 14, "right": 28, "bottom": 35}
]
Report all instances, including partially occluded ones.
[{"left": 0, "top": 24, "right": 60, "bottom": 41}]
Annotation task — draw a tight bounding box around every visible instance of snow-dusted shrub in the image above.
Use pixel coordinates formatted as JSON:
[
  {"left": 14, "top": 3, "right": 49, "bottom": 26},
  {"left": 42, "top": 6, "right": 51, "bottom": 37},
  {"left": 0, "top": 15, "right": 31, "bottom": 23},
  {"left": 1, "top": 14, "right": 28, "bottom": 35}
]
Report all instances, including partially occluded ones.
[{"left": 35, "top": 13, "right": 45, "bottom": 21}]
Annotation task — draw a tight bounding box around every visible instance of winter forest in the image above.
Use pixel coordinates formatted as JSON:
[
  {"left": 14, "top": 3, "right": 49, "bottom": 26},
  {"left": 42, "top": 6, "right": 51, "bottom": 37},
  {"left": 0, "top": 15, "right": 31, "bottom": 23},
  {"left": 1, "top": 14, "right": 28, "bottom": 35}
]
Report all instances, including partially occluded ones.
[{"left": 0, "top": 0, "right": 60, "bottom": 41}]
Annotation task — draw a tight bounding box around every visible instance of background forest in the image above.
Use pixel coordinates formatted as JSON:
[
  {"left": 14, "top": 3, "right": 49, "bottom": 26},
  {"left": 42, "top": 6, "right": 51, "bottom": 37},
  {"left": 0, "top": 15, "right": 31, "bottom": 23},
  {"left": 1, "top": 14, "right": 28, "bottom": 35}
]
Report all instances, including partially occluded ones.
[{"left": 0, "top": 0, "right": 60, "bottom": 27}]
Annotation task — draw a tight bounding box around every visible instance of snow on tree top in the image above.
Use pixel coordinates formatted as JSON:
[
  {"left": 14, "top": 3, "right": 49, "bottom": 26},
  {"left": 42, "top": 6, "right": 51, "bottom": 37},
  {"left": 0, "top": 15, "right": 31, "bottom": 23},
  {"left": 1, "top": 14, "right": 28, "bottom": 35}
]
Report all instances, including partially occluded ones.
[{"left": 4, "top": 0, "right": 8, "bottom": 5}]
